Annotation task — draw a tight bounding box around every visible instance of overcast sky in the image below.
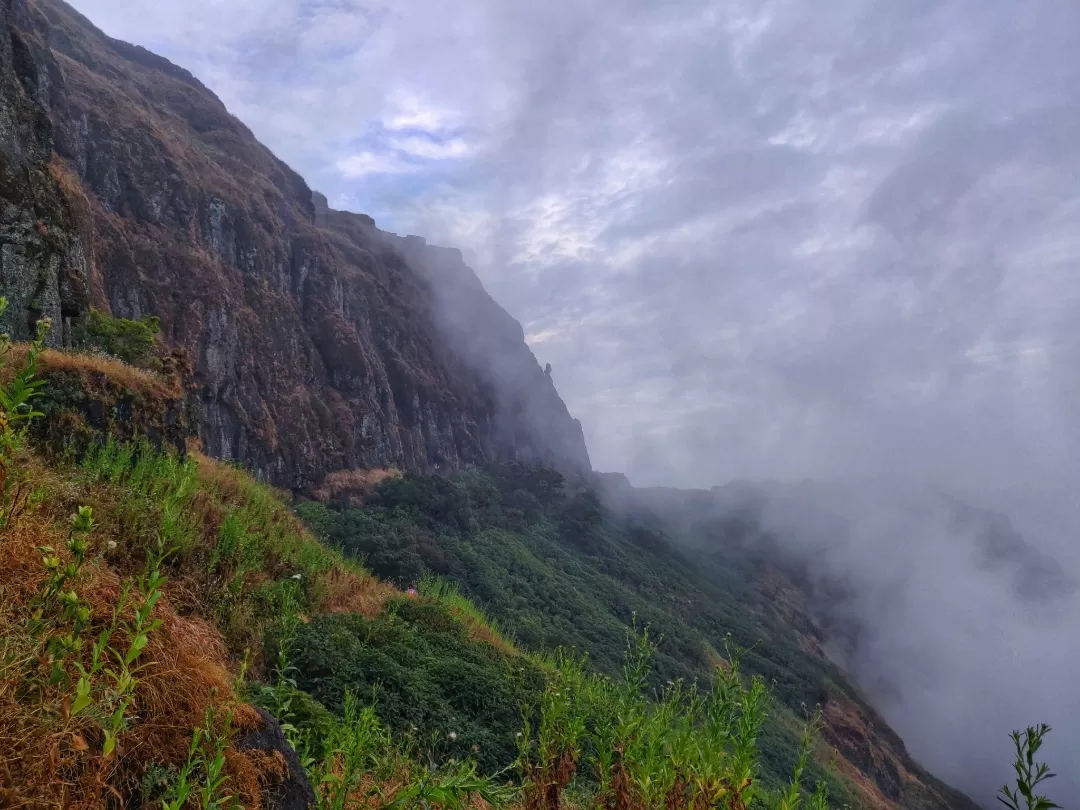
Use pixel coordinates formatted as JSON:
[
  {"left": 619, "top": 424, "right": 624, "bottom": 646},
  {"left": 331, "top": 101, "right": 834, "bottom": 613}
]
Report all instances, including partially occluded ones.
[{"left": 66, "top": 0, "right": 1080, "bottom": 498}]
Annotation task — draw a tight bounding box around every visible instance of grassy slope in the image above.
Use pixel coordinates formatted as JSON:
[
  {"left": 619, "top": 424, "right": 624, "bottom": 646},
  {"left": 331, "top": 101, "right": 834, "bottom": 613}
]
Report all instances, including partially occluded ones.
[
  {"left": 0, "top": 349, "right": 984, "bottom": 810},
  {"left": 0, "top": 350, "right": 616, "bottom": 808},
  {"left": 0, "top": 432, "right": 386, "bottom": 804},
  {"left": 294, "top": 469, "right": 980, "bottom": 810}
]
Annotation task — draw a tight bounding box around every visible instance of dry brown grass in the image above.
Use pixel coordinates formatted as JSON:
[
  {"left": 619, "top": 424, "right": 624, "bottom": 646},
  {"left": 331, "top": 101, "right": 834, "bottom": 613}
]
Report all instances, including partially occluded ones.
[
  {"left": 0, "top": 454, "right": 313, "bottom": 809},
  {"left": 313, "top": 567, "right": 397, "bottom": 620},
  {"left": 37, "top": 348, "right": 176, "bottom": 398},
  {"left": 821, "top": 698, "right": 904, "bottom": 810},
  {"left": 0, "top": 345, "right": 170, "bottom": 397},
  {"left": 315, "top": 763, "right": 508, "bottom": 810},
  {"left": 0, "top": 510, "right": 231, "bottom": 805},
  {"left": 309, "top": 467, "right": 402, "bottom": 505},
  {"left": 193, "top": 450, "right": 398, "bottom": 625},
  {"left": 447, "top": 608, "right": 519, "bottom": 657}
]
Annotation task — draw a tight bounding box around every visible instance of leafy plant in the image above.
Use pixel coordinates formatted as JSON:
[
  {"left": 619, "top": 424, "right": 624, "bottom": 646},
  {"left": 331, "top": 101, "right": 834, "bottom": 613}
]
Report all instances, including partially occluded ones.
[
  {"left": 998, "top": 724, "right": 1060, "bottom": 810},
  {"left": 162, "top": 704, "right": 243, "bottom": 810},
  {"left": 67, "top": 536, "right": 169, "bottom": 761},
  {"left": 517, "top": 626, "right": 834, "bottom": 810},
  {"left": 313, "top": 691, "right": 393, "bottom": 810},
  {"left": 0, "top": 299, "right": 50, "bottom": 523},
  {"left": 27, "top": 505, "right": 97, "bottom": 688},
  {"left": 71, "top": 308, "right": 160, "bottom": 368},
  {"left": 381, "top": 757, "right": 516, "bottom": 810},
  {"left": 258, "top": 582, "right": 308, "bottom": 750}
]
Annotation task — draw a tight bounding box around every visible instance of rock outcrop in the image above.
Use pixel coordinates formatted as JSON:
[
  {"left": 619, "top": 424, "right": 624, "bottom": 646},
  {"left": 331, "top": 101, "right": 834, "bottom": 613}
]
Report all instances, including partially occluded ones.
[
  {"left": 235, "top": 707, "right": 317, "bottom": 810},
  {"left": 0, "top": 0, "right": 590, "bottom": 488},
  {"left": 0, "top": 0, "right": 88, "bottom": 345}
]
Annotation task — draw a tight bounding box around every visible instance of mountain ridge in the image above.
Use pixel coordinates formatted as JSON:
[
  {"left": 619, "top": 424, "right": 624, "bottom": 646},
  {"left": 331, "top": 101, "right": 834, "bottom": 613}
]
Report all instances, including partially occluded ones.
[{"left": 0, "top": 0, "right": 589, "bottom": 489}]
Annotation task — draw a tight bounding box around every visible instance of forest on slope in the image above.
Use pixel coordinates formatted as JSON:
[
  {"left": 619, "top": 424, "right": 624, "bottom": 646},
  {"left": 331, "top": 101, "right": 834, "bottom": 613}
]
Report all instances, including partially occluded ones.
[{"left": 293, "top": 467, "right": 984, "bottom": 809}]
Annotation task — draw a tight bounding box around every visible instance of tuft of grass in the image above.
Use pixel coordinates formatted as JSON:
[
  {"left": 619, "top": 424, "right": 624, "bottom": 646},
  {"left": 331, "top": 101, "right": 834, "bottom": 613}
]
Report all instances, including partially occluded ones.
[
  {"left": 417, "top": 573, "right": 518, "bottom": 654},
  {"left": 21, "top": 347, "right": 174, "bottom": 398},
  {"left": 68, "top": 439, "right": 393, "bottom": 662},
  {"left": 310, "top": 467, "right": 403, "bottom": 506}
]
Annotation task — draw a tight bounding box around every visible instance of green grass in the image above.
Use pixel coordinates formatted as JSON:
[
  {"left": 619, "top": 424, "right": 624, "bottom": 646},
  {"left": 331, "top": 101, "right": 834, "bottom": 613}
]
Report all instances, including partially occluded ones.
[
  {"left": 74, "top": 438, "right": 385, "bottom": 656},
  {"left": 279, "top": 599, "right": 547, "bottom": 776},
  {"left": 293, "top": 463, "right": 855, "bottom": 800}
]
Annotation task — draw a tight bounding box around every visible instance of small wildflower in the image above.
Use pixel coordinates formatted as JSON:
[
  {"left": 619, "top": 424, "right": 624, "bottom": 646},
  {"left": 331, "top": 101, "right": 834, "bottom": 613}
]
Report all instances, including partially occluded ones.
[{"left": 448, "top": 731, "right": 457, "bottom": 741}]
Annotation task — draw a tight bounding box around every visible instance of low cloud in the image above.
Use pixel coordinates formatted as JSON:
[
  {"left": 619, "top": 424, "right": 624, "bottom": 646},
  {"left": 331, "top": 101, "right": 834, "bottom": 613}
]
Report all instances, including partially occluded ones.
[
  {"left": 336, "top": 151, "right": 418, "bottom": 177},
  {"left": 752, "top": 480, "right": 1080, "bottom": 806}
]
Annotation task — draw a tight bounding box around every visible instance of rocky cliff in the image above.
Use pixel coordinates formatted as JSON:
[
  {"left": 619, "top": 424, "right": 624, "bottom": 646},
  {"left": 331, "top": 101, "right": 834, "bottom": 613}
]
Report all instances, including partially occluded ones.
[{"left": 0, "top": 0, "right": 589, "bottom": 488}]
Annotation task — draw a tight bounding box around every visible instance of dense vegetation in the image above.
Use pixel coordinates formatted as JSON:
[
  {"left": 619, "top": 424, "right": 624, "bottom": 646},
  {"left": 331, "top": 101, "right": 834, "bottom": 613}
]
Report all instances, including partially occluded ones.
[
  {"left": 0, "top": 311, "right": 1059, "bottom": 810},
  {"left": 293, "top": 468, "right": 865, "bottom": 797},
  {"left": 294, "top": 469, "right": 828, "bottom": 700}
]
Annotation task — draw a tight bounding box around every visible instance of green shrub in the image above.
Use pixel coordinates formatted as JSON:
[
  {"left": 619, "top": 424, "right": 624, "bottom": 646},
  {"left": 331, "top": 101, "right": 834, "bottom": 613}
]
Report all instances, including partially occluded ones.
[
  {"left": 71, "top": 308, "right": 160, "bottom": 367},
  {"left": 292, "top": 464, "right": 852, "bottom": 793},
  {"left": 285, "top": 603, "right": 546, "bottom": 775}
]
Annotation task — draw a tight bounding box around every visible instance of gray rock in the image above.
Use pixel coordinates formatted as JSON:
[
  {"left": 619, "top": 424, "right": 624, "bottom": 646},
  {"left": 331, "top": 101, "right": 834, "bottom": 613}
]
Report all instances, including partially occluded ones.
[{"left": 234, "top": 707, "right": 316, "bottom": 810}]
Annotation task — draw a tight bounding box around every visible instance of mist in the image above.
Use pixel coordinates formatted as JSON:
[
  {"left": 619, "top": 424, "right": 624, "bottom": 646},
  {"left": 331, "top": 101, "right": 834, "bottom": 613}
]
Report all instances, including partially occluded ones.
[
  {"left": 749, "top": 479, "right": 1079, "bottom": 806},
  {"left": 66, "top": 0, "right": 1080, "bottom": 805}
]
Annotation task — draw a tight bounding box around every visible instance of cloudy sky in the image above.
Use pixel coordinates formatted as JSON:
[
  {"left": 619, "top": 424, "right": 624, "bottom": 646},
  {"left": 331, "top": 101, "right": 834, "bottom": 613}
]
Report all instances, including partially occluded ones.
[{"left": 68, "top": 0, "right": 1080, "bottom": 499}]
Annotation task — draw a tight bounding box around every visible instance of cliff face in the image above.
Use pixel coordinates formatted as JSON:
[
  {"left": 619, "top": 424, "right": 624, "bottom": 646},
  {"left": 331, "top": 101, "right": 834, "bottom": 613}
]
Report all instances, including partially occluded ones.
[
  {"left": 0, "top": 0, "right": 88, "bottom": 344},
  {"left": 0, "top": 0, "right": 589, "bottom": 487}
]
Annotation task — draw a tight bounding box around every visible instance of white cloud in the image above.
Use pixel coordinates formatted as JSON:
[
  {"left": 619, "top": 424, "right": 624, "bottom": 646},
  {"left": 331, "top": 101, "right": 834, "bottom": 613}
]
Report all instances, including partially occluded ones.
[
  {"left": 389, "top": 136, "right": 471, "bottom": 160},
  {"left": 382, "top": 92, "right": 462, "bottom": 132},
  {"left": 336, "top": 151, "right": 417, "bottom": 177}
]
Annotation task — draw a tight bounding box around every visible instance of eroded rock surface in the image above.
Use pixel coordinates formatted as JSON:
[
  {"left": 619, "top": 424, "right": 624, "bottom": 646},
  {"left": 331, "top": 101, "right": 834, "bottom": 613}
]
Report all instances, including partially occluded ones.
[{"left": 0, "top": 0, "right": 589, "bottom": 487}]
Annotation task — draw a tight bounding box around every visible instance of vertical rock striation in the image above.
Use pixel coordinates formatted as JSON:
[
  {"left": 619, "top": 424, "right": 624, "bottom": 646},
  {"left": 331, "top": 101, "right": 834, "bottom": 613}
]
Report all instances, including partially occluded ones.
[{"left": 0, "top": 0, "right": 590, "bottom": 488}]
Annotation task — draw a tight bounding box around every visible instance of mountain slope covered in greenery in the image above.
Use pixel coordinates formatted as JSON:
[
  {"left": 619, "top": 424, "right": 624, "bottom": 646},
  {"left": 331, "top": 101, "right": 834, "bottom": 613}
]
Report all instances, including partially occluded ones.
[
  {"left": 0, "top": 321, "right": 838, "bottom": 809},
  {"left": 4, "top": 312, "right": 1038, "bottom": 810},
  {"left": 293, "top": 469, "right": 981, "bottom": 810}
]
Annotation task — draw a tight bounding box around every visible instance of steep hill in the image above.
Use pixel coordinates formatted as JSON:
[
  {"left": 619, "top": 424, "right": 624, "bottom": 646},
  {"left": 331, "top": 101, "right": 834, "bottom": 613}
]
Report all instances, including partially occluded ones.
[
  {"left": 0, "top": 0, "right": 589, "bottom": 489},
  {"left": 594, "top": 474, "right": 1076, "bottom": 808},
  {"left": 0, "top": 328, "right": 983, "bottom": 810},
  {"left": 297, "top": 468, "right": 984, "bottom": 810}
]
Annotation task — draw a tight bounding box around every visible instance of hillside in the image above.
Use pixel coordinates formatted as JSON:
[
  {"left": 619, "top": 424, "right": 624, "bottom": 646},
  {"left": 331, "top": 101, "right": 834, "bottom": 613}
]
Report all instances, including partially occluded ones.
[
  {"left": 294, "top": 469, "right": 983, "bottom": 810},
  {"left": 0, "top": 330, "right": 994, "bottom": 810},
  {"left": 0, "top": 0, "right": 589, "bottom": 488},
  {"left": 0, "top": 330, "right": 898, "bottom": 810}
]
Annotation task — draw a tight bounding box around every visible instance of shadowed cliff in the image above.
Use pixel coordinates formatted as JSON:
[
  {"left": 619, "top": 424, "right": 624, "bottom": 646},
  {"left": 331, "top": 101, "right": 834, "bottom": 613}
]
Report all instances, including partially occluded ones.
[{"left": 0, "top": 0, "right": 589, "bottom": 488}]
